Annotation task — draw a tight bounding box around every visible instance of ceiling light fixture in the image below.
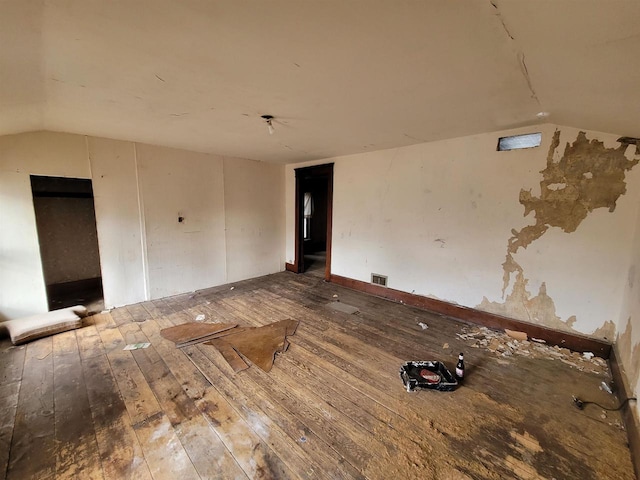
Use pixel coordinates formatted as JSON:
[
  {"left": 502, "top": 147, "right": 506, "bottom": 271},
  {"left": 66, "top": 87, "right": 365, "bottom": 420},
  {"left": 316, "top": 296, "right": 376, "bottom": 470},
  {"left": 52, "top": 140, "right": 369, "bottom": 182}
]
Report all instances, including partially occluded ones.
[{"left": 261, "top": 114, "right": 275, "bottom": 135}]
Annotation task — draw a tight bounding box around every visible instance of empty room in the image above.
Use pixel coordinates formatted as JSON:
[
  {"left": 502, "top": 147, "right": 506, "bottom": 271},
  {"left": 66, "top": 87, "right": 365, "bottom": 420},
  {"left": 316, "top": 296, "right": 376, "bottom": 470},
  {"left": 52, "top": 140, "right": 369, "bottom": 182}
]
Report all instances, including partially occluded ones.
[{"left": 1, "top": 1, "right": 640, "bottom": 479}]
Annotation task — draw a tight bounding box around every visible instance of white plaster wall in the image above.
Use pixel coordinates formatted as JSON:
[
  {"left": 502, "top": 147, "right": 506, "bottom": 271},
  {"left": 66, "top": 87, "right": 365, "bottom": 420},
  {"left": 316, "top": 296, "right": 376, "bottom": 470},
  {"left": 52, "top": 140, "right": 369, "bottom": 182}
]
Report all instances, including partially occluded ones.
[
  {"left": 136, "top": 144, "right": 227, "bottom": 299},
  {"left": 1, "top": 131, "right": 287, "bottom": 320},
  {"left": 88, "top": 137, "right": 147, "bottom": 308},
  {"left": 223, "top": 157, "right": 285, "bottom": 283},
  {"left": 285, "top": 124, "right": 640, "bottom": 337},
  {"left": 0, "top": 131, "right": 90, "bottom": 320}
]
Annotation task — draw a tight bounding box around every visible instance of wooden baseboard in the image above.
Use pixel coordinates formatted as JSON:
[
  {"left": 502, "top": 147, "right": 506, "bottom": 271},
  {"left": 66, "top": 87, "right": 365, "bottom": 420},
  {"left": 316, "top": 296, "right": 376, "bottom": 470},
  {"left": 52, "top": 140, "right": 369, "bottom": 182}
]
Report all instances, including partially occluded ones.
[
  {"left": 285, "top": 262, "right": 297, "bottom": 273},
  {"left": 329, "top": 273, "right": 611, "bottom": 358},
  {"left": 609, "top": 346, "right": 640, "bottom": 479}
]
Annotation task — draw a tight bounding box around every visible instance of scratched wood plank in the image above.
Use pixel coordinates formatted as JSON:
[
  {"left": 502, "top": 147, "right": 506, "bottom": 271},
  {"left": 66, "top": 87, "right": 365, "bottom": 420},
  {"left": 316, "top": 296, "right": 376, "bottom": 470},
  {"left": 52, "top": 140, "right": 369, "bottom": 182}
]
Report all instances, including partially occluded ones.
[
  {"left": 0, "top": 380, "right": 21, "bottom": 479},
  {"left": 75, "top": 321, "right": 153, "bottom": 480},
  {"left": 0, "top": 343, "right": 26, "bottom": 387},
  {"left": 137, "top": 319, "right": 249, "bottom": 480},
  {"left": 116, "top": 314, "right": 246, "bottom": 480},
  {"left": 7, "top": 338, "right": 56, "bottom": 480},
  {"left": 52, "top": 331, "right": 104, "bottom": 479},
  {"left": 0, "top": 341, "right": 25, "bottom": 478},
  {"left": 153, "top": 300, "right": 300, "bottom": 480},
  {"left": 96, "top": 312, "right": 200, "bottom": 480},
  {"left": 182, "top": 299, "right": 367, "bottom": 479}
]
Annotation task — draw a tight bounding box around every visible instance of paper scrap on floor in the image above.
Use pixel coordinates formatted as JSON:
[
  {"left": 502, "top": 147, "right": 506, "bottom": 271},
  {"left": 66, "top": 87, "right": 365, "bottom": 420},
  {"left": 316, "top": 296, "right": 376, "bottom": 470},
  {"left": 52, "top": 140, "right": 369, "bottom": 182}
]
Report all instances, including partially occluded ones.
[{"left": 123, "top": 342, "right": 150, "bottom": 350}]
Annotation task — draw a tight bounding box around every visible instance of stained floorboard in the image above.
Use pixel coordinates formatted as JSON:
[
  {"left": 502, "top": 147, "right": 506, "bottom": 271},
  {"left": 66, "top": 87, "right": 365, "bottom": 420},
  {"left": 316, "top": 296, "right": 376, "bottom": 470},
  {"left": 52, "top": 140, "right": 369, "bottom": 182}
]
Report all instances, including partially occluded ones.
[{"left": 0, "top": 271, "right": 635, "bottom": 479}]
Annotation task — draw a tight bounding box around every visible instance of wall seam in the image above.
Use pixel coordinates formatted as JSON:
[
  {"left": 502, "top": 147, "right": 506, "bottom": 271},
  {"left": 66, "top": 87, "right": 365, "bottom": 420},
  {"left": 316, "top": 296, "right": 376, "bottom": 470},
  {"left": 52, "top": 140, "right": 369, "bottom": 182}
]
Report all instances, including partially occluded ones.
[
  {"left": 133, "top": 142, "right": 150, "bottom": 301},
  {"left": 221, "top": 156, "right": 229, "bottom": 283}
]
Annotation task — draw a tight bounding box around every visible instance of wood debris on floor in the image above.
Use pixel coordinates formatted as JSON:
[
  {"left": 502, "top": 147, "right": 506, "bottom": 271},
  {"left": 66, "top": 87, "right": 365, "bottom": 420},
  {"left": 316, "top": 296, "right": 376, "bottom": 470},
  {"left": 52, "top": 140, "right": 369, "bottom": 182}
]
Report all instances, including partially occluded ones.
[
  {"left": 159, "top": 322, "right": 237, "bottom": 347},
  {"left": 457, "top": 325, "right": 609, "bottom": 374},
  {"left": 205, "top": 319, "right": 299, "bottom": 372},
  {"left": 160, "top": 318, "right": 299, "bottom": 373}
]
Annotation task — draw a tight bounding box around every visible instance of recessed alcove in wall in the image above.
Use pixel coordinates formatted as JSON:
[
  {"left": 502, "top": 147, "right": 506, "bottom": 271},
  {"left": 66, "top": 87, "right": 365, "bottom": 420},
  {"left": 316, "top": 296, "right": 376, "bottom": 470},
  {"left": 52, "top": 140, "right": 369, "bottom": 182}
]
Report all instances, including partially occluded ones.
[{"left": 30, "top": 175, "right": 104, "bottom": 312}]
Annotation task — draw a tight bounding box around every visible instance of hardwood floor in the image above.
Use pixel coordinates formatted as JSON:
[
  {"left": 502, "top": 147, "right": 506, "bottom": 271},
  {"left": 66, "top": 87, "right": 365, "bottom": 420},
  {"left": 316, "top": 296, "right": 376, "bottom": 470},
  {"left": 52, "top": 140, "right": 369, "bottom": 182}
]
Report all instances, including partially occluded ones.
[{"left": 0, "top": 271, "right": 635, "bottom": 479}]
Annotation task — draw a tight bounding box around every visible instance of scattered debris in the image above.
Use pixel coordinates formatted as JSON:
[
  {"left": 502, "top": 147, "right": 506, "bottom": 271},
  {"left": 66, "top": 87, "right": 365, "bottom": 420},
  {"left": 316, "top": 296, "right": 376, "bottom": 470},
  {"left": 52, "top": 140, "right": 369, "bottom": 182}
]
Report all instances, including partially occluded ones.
[
  {"left": 195, "top": 314, "right": 206, "bottom": 322},
  {"left": 583, "top": 351, "right": 595, "bottom": 360},
  {"left": 531, "top": 338, "right": 546, "bottom": 343},
  {"left": 457, "top": 326, "right": 608, "bottom": 374},
  {"left": 442, "top": 343, "right": 450, "bottom": 349},
  {"left": 298, "top": 436, "right": 307, "bottom": 443},
  {"left": 123, "top": 342, "right": 150, "bottom": 350},
  {"left": 600, "top": 381, "right": 613, "bottom": 395},
  {"left": 326, "top": 301, "right": 359, "bottom": 315},
  {"left": 505, "top": 329, "right": 527, "bottom": 341},
  {"left": 332, "top": 294, "right": 339, "bottom": 298},
  {"left": 230, "top": 286, "right": 235, "bottom": 290},
  {"left": 417, "top": 322, "right": 429, "bottom": 330}
]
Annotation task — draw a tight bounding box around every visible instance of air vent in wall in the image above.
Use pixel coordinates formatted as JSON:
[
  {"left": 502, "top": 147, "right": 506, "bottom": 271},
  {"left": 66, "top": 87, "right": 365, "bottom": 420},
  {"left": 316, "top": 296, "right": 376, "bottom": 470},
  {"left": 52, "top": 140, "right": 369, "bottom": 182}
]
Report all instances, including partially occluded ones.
[
  {"left": 497, "top": 132, "right": 542, "bottom": 151},
  {"left": 371, "top": 274, "right": 387, "bottom": 287}
]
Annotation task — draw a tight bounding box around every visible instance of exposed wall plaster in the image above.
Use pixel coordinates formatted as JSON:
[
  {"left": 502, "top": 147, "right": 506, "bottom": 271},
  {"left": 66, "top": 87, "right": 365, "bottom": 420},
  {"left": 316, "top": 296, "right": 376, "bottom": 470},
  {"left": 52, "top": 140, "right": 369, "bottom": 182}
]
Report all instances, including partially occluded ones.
[
  {"left": 617, "top": 318, "right": 640, "bottom": 391},
  {"left": 479, "top": 130, "right": 640, "bottom": 336}
]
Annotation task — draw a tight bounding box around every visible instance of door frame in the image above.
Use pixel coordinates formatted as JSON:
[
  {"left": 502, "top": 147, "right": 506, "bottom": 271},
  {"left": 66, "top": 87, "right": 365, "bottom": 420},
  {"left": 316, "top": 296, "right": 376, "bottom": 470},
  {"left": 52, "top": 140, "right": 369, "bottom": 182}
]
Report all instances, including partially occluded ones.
[{"left": 293, "top": 163, "right": 334, "bottom": 280}]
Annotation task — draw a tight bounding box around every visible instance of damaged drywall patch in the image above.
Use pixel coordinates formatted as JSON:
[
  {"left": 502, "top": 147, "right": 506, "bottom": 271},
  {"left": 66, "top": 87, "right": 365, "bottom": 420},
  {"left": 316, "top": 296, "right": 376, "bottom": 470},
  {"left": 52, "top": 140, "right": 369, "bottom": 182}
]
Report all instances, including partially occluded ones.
[
  {"left": 617, "top": 317, "right": 640, "bottom": 392},
  {"left": 479, "top": 130, "right": 640, "bottom": 335},
  {"left": 591, "top": 320, "right": 616, "bottom": 342},
  {"left": 516, "top": 130, "right": 638, "bottom": 248},
  {"left": 478, "top": 273, "right": 579, "bottom": 334}
]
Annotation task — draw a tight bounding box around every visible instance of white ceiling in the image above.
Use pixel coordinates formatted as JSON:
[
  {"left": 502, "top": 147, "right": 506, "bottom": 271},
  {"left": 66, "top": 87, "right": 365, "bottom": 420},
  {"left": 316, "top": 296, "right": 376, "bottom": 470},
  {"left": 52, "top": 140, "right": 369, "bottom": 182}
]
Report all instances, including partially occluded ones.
[{"left": 1, "top": 1, "right": 639, "bottom": 164}]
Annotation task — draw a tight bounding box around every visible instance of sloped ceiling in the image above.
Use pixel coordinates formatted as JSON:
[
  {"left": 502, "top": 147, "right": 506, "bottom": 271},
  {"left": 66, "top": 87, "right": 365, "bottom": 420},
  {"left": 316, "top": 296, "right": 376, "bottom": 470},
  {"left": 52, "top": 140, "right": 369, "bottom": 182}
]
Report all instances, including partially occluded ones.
[{"left": 1, "top": 0, "right": 639, "bottom": 163}]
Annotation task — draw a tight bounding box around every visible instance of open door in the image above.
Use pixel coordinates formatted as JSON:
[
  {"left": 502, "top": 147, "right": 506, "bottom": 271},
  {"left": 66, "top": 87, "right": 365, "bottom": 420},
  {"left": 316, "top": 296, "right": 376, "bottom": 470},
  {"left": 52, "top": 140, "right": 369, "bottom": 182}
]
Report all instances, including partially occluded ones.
[
  {"left": 294, "top": 164, "right": 333, "bottom": 280},
  {"left": 31, "top": 175, "right": 104, "bottom": 312}
]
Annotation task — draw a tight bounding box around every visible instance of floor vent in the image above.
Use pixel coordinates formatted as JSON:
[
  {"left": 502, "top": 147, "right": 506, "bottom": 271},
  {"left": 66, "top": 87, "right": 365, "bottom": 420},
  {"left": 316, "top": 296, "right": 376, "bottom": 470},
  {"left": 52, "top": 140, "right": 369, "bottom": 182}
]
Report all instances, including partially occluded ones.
[{"left": 371, "top": 274, "right": 387, "bottom": 287}]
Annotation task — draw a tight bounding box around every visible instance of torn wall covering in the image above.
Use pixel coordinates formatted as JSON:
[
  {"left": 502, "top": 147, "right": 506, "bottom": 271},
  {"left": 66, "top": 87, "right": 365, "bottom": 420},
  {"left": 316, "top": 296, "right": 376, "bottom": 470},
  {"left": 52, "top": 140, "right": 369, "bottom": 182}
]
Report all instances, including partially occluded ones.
[
  {"left": 285, "top": 124, "right": 640, "bottom": 341},
  {"left": 479, "top": 129, "right": 640, "bottom": 339}
]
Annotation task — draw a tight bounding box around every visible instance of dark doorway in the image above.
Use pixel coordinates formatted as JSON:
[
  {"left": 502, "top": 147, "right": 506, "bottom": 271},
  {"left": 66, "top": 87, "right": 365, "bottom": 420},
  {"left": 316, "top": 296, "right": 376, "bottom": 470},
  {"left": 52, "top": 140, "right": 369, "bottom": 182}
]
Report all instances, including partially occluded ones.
[
  {"left": 294, "top": 164, "right": 333, "bottom": 279},
  {"left": 31, "top": 175, "right": 104, "bottom": 313}
]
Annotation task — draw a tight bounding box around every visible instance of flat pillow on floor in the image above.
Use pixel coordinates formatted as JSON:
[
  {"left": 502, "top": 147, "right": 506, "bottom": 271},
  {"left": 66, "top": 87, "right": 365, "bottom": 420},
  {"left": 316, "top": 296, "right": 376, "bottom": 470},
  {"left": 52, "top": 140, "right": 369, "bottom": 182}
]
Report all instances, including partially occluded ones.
[{"left": 2, "top": 305, "right": 88, "bottom": 345}]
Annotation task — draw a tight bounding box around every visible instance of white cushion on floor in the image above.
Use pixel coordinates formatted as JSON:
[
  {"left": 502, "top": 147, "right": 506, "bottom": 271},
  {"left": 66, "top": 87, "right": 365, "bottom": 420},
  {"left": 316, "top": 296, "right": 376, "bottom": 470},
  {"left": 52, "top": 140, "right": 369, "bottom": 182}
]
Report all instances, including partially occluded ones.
[{"left": 2, "top": 305, "right": 88, "bottom": 345}]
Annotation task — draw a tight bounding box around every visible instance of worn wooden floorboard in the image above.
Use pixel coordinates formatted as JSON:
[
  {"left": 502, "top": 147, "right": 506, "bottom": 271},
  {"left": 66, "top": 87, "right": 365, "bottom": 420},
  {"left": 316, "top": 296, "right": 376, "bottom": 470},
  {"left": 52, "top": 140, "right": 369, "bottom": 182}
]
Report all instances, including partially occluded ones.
[
  {"left": 7, "top": 338, "right": 56, "bottom": 480},
  {"left": 52, "top": 331, "right": 104, "bottom": 479},
  {"left": 0, "top": 343, "right": 24, "bottom": 480},
  {"left": 76, "top": 321, "right": 153, "bottom": 480},
  {"left": 1, "top": 271, "right": 636, "bottom": 479},
  {"left": 154, "top": 299, "right": 302, "bottom": 480}
]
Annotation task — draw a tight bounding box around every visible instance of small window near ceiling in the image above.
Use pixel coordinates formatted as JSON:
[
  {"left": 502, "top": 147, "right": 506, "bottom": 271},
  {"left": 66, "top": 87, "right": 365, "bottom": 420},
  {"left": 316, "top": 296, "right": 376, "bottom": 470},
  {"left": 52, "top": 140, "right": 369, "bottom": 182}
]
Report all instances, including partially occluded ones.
[
  {"left": 303, "top": 192, "right": 313, "bottom": 240},
  {"left": 497, "top": 132, "right": 542, "bottom": 151}
]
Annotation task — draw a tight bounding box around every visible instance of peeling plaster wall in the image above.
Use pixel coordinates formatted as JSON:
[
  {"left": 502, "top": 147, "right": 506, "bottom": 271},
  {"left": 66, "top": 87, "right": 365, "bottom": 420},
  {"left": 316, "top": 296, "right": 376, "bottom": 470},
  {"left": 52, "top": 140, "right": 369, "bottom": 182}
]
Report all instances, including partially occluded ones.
[
  {"left": 0, "top": 131, "right": 284, "bottom": 320},
  {"left": 285, "top": 124, "right": 640, "bottom": 339}
]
